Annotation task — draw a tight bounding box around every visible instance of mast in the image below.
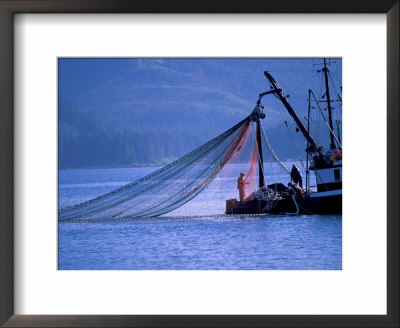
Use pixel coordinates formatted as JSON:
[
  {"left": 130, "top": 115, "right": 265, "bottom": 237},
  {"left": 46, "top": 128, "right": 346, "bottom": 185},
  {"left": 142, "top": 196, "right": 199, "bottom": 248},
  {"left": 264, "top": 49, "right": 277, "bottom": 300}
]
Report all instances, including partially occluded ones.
[
  {"left": 309, "top": 90, "right": 342, "bottom": 150},
  {"left": 336, "top": 120, "right": 342, "bottom": 145},
  {"left": 322, "top": 58, "right": 336, "bottom": 150},
  {"left": 256, "top": 120, "right": 265, "bottom": 188},
  {"left": 250, "top": 102, "right": 265, "bottom": 189},
  {"left": 306, "top": 90, "right": 311, "bottom": 193}
]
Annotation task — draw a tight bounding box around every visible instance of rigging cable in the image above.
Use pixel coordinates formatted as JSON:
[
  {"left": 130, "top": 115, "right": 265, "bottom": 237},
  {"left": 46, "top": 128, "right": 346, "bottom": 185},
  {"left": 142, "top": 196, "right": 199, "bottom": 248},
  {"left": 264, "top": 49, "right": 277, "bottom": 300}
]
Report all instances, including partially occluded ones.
[
  {"left": 260, "top": 122, "right": 290, "bottom": 174},
  {"left": 286, "top": 72, "right": 319, "bottom": 98},
  {"left": 269, "top": 95, "right": 306, "bottom": 169},
  {"left": 283, "top": 119, "right": 306, "bottom": 169},
  {"left": 309, "top": 91, "right": 342, "bottom": 149}
]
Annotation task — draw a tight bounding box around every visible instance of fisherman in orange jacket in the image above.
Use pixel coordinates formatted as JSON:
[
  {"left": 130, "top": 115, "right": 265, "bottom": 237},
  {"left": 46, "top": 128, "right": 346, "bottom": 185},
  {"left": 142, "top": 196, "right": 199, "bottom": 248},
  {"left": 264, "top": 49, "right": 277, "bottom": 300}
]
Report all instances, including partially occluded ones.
[{"left": 237, "top": 172, "right": 249, "bottom": 202}]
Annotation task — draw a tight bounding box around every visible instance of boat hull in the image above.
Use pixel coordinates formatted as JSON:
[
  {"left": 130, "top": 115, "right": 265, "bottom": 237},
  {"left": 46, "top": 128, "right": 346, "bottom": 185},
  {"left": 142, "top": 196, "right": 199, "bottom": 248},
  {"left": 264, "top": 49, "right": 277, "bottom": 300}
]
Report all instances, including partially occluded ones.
[
  {"left": 299, "top": 193, "right": 342, "bottom": 214},
  {"left": 226, "top": 192, "right": 342, "bottom": 215}
]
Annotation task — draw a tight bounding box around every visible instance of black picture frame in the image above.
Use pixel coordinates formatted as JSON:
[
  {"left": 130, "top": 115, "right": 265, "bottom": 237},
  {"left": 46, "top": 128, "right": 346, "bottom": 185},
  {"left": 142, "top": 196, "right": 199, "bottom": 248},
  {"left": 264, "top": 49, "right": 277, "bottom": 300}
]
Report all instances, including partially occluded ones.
[{"left": 0, "top": 1, "right": 398, "bottom": 327}]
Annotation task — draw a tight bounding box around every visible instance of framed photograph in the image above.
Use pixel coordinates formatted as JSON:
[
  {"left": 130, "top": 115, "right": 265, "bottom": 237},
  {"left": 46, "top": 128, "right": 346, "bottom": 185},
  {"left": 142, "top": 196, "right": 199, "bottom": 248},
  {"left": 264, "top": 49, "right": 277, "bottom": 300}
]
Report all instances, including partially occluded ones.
[
  {"left": 1, "top": 1, "right": 398, "bottom": 327},
  {"left": 57, "top": 57, "right": 343, "bottom": 271}
]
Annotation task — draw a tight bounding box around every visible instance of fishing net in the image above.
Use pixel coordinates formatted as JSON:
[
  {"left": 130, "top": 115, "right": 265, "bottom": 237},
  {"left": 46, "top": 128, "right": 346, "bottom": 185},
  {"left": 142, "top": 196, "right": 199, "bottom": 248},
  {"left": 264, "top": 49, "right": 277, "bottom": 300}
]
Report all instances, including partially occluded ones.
[
  {"left": 159, "top": 119, "right": 291, "bottom": 218},
  {"left": 58, "top": 117, "right": 251, "bottom": 222},
  {"left": 244, "top": 141, "right": 259, "bottom": 200}
]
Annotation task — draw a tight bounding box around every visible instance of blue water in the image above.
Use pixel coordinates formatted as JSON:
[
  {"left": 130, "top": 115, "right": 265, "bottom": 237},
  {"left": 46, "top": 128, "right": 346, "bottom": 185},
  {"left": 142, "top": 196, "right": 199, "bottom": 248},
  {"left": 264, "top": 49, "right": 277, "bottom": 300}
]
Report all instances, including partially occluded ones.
[{"left": 58, "top": 166, "right": 342, "bottom": 270}]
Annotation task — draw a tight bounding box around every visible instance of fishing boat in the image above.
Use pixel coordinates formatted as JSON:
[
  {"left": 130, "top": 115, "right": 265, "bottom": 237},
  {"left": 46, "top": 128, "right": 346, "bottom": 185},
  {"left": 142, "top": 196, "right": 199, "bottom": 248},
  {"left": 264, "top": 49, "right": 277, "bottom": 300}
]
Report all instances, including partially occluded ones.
[
  {"left": 226, "top": 59, "right": 342, "bottom": 215},
  {"left": 59, "top": 59, "right": 341, "bottom": 223}
]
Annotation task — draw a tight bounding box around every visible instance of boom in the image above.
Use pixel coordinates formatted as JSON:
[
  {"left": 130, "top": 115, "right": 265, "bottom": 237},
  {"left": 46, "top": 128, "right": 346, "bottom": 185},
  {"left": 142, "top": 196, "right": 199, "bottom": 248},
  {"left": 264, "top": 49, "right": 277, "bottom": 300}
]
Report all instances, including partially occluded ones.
[{"left": 263, "top": 71, "right": 317, "bottom": 149}]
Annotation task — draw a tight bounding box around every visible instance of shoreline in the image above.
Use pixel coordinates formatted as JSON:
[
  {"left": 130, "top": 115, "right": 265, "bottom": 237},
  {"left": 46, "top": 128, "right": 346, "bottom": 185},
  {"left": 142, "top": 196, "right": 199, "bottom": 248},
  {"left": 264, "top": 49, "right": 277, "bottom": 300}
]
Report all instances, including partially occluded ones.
[
  {"left": 59, "top": 163, "right": 165, "bottom": 171},
  {"left": 59, "top": 159, "right": 303, "bottom": 171}
]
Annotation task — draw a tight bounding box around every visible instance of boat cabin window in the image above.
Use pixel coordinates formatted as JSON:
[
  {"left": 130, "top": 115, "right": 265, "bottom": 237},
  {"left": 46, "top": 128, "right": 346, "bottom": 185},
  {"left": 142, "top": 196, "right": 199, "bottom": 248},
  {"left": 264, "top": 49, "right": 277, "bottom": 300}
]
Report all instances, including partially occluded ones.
[{"left": 334, "top": 169, "right": 341, "bottom": 181}]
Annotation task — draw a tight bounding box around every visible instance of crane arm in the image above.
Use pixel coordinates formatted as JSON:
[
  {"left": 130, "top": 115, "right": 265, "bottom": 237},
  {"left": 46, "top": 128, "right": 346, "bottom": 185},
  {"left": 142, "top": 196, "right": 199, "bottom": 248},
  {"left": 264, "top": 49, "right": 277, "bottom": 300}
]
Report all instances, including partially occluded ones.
[{"left": 263, "top": 71, "right": 318, "bottom": 150}]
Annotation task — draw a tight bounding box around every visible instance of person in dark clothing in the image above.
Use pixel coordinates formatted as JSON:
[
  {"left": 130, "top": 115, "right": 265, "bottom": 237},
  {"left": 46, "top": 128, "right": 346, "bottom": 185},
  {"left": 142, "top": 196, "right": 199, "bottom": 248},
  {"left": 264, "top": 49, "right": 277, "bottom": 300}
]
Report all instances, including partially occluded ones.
[{"left": 290, "top": 164, "right": 303, "bottom": 188}]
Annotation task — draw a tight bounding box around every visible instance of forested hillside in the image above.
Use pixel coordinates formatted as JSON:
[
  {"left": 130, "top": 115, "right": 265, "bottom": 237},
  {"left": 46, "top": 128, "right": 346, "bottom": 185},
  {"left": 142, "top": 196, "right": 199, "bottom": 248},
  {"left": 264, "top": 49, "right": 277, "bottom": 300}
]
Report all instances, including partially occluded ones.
[{"left": 58, "top": 58, "right": 342, "bottom": 169}]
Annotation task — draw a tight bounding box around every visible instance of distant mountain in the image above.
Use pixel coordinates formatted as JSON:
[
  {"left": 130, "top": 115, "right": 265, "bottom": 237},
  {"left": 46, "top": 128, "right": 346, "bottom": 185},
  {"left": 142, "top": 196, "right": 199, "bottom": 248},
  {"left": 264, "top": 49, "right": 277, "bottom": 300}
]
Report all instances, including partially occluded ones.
[{"left": 58, "top": 58, "right": 342, "bottom": 169}]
